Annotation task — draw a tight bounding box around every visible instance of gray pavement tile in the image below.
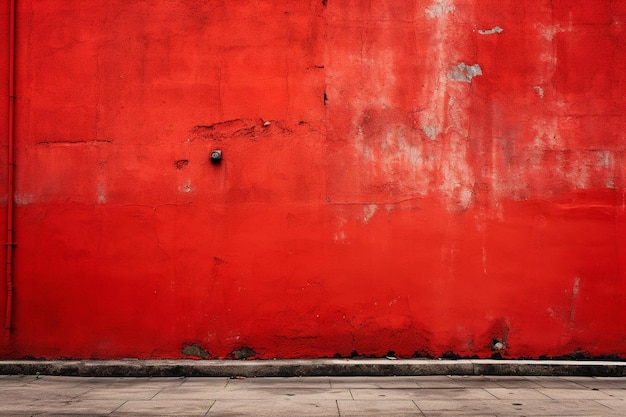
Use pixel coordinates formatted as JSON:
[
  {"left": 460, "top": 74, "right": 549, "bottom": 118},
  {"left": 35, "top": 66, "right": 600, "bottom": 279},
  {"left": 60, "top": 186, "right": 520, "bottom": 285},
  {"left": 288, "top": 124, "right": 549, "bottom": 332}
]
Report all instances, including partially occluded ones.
[
  {"left": 414, "top": 376, "right": 464, "bottom": 389},
  {"left": 484, "top": 388, "right": 552, "bottom": 400},
  {"left": 29, "top": 375, "right": 90, "bottom": 386},
  {"left": 0, "top": 375, "right": 38, "bottom": 386},
  {"left": 207, "top": 399, "right": 339, "bottom": 416},
  {"left": 448, "top": 376, "right": 502, "bottom": 388},
  {"left": 502, "top": 399, "right": 621, "bottom": 416},
  {"left": 538, "top": 387, "right": 615, "bottom": 400},
  {"left": 329, "top": 376, "right": 419, "bottom": 389},
  {"left": 121, "top": 377, "right": 188, "bottom": 387},
  {"left": 113, "top": 399, "right": 214, "bottom": 415},
  {"left": 0, "top": 398, "right": 41, "bottom": 413},
  {"left": 225, "top": 387, "right": 352, "bottom": 400},
  {"left": 524, "top": 376, "right": 589, "bottom": 388},
  {"left": 81, "top": 377, "right": 130, "bottom": 385},
  {"left": 414, "top": 399, "right": 503, "bottom": 413},
  {"left": 420, "top": 413, "right": 497, "bottom": 417},
  {"left": 227, "top": 376, "right": 332, "bottom": 388},
  {"left": 5, "top": 399, "right": 127, "bottom": 415},
  {"left": 350, "top": 388, "right": 496, "bottom": 401},
  {"left": 594, "top": 377, "right": 626, "bottom": 388},
  {"left": 77, "top": 386, "right": 163, "bottom": 400},
  {"left": 416, "top": 399, "right": 618, "bottom": 415},
  {"left": 0, "top": 386, "right": 92, "bottom": 400},
  {"left": 186, "top": 377, "right": 229, "bottom": 382},
  {"left": 79, "top": 377, "right": 188, "bottom": 390},
  {"left": 62, "top": 399, "right": 128, "bottom": 414},
  {"left": 155, "top": 387, "right": 352, "bottom": 401},
  {"left": 106, "top": 381, "right": 187, "bottom": 390},
  {"left": 596, "top": 399, "right": 626, "bottom": 413},
  {"left": 338, "top": 399, "right": 423, "bottom": 416},
  {"left": 79, "top": 377, "right": 178, "bottom": 389},
  {"left": 603, "top": 389, "right": 626, "bottom": 399},
  {"left": 152, "top": 387, "right": 225, "bottom": 400},
  {"left": 180, "top": 377, "right": 230, "bottom": 388},
  {"left": 562, "top": 376, "right": 626, "bottom": 389},
  {"left": 487, "top": 376, "right": 544, "bottom": 388},
  {"left": 416, "top": 411, "right": 494, "bottom": 417}
]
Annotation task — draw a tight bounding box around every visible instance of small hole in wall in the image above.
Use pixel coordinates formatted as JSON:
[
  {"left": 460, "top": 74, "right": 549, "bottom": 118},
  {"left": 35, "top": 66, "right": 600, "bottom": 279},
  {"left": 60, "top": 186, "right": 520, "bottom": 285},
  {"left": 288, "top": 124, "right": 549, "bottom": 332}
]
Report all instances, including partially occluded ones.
[{"left": 174, "top": 160, "right": 189, "bottom": 170}]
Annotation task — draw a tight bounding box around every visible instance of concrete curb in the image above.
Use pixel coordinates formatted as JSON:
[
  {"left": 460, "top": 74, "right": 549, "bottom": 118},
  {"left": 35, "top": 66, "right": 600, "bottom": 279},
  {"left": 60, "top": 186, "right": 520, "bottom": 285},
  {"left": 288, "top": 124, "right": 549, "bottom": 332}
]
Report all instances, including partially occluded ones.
[{"left": 0, "top": 359, "right": 624, "bottom": 377}]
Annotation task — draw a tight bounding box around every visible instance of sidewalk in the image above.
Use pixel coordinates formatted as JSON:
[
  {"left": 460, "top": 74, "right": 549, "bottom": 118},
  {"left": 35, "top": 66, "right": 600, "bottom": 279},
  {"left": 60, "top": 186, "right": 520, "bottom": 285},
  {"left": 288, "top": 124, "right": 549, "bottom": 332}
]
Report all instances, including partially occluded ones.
[{"left": 1, "top": 374, "right": 625, "bottom": 416}]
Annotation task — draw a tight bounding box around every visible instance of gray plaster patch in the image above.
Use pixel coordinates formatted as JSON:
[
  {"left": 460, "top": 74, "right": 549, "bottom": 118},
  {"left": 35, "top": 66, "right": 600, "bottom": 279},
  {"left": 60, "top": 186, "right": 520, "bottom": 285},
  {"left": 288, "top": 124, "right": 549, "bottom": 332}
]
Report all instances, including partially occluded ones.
[
  {"left": 425, "top": 2, "right": 455, "bottom": 19},
  {"left": 422, "top": 125, "right": 438, "bottom": 140},
  {"left": 448, "top": 63, "right": 483, "bottom": 83},
  {"left": 478, "top": 26, "right": 503, "bottom": 35}
]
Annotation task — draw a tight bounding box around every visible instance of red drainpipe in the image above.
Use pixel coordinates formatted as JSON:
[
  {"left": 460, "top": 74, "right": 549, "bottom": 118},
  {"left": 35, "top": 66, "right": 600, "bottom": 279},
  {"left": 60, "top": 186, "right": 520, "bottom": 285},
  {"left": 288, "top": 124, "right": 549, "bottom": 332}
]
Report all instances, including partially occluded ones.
[{"left": 5, "top": 0, "right": 16, "bottom": 330}]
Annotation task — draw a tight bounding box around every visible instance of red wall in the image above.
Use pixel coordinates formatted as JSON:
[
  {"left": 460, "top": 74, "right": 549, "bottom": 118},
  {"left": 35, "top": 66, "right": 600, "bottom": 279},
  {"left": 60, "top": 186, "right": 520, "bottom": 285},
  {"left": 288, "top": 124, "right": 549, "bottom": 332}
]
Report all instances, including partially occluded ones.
[{"left": 1, "top": 0, "right": 625, "bottom": 359}]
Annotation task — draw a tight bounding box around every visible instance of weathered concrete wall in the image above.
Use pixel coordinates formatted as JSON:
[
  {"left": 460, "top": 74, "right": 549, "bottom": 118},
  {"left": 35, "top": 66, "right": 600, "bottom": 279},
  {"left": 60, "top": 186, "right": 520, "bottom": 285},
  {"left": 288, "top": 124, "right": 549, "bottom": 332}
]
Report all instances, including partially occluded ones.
[{"left": 0, "top": 0, "right": 625, "bottom": 359}]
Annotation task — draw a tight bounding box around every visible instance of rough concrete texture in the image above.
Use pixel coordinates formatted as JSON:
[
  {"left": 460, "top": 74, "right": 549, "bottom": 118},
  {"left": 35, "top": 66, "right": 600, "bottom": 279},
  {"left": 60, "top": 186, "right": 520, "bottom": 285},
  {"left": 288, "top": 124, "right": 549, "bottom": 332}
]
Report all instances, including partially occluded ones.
[{"left": 0, "top": 359, "right": 624, "bottom": 378}]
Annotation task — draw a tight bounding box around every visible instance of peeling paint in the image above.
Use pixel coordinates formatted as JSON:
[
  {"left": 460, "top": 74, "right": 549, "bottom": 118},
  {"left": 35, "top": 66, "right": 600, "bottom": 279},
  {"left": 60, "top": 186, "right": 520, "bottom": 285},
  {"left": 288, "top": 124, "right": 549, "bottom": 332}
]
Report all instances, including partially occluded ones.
[
  {"left": 425, "top": 1, "right": 455, "bottom": 20},
  {"left": 448, "top": 63, "right": 483, "bottom": 83},
  {"left": 478, "top": 26, "right": 503, "bottom": 35},
  {"left": 422, "top": 125, "right": 438, "bottom": 140}
]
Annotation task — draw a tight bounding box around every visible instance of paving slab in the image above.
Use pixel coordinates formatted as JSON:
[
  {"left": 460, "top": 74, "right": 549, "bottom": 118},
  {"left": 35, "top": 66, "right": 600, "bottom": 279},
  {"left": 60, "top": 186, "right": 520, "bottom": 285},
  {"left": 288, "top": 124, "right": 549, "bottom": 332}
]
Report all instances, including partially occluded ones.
[
  {"left": 157, "top": 386, "right": 353, "bottom": 401},
  {"left": 484, "top": 387, "right": 552, "bottom": 400},
  {"left": 0, "top": 374, "right": 38, "bottom": 386},
  {"left": 207, "top": 399, "right": 339, "bottom": 416},
  {"left": 2, "top": 399, "right": 127, "bottom": 415},
  {"left": 523, "top": 376, "right": 587, "bottom": 388},
  {"left": 329, "top": 376, "right": 419, "bottom": 389},
  {"left": 350, "top": 388, "right": 497, "bottom": 400},
  {"left": 602, "top": 389, "right": 626, "bottom": 399},
  {"left": 414, "top": 376, "right": 466, "bottom": 389},
  {"left": 420, "top": 413, "right": 497, "bottom": 417},
  {"left": 447, "top": 375, "right": 503, "bottom": 388},
  {"left": 78, "top": 386, "right": 163, "bottom": 400},
  {"left": 562, "top": 375, "right": 626, "bottom": 389},
  {"left": 415, "top": 398, "right": 618, "bottom": 416},
  {"left": 227, "top": 376, "right": 332, "bottom": 388},
  {"left": 538, "top": 387, "right": 615, "bottom": 399},
  {"left": 414, "top": 399, "right": 503, "bottom": 413},
  {"left": 338, "top": 399, "right": 423, "bottom": 416},
  {"left": 485, "top": 376, "right": 545, "bottom": 388},
  {"left": 113, "top": 399, "right": 214, "bottom": 415},
  {"left": 0, "top": 398, "right": 43, "bottom": 414},
  {"left": 596, "top": 399, "right": 626, "bottom": 413}
]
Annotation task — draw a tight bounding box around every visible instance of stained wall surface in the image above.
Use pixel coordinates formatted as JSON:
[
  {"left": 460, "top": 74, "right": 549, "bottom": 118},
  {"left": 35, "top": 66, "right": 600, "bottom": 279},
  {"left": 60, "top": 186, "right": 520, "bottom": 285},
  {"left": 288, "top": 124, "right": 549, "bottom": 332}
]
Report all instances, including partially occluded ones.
[{"left": 0, "top": 0, "right": 625, "bottom": 359}]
